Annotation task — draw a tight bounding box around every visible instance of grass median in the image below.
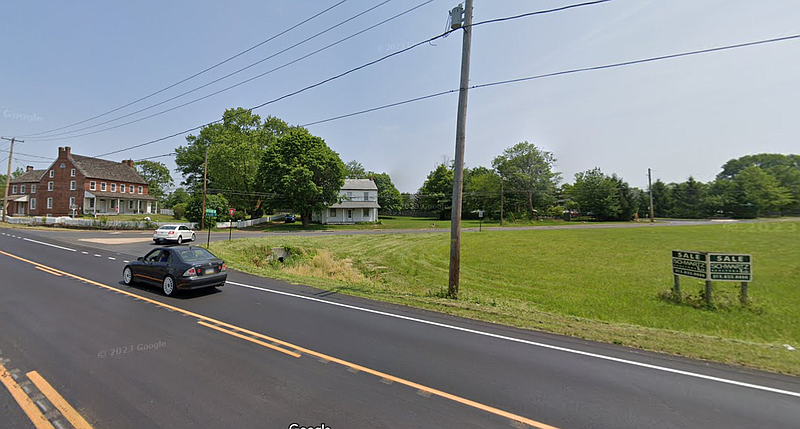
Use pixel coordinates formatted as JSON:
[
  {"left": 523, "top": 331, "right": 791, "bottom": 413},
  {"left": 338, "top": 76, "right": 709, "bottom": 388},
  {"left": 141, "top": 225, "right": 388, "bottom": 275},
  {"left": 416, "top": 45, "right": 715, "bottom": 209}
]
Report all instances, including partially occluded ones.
[{"left": 208, "top": 220, "right": 800, "bottom": 374}]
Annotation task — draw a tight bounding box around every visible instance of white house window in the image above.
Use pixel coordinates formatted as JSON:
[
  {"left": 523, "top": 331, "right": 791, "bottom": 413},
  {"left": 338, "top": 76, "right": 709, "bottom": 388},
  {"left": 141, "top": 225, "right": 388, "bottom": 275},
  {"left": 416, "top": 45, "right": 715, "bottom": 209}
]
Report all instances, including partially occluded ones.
[
  {"left": 11, "top": 185, "right": 17, "bottom": 194},
  {"left": 138, "top": 186, "right": 143, "bottom": 194},
  {"left": 31, "top": 185, "right": 36, "bottom": 193},
  {"left": 363, "top": 208, "right": 370, "bottom": 217},
  {"left": 70, "top": 180, "right": 76, "bottom": 191},
  {"left": 346, "top": 192, "right": 353, "bottom": 200},
  {"left": 70, "top": 168, "right": 76, "bottom": 177},
  {"left": 48, "top": 182, "right": 54, "bottom": 191},
  {"left": 49, "top": 170, "right": 54, "bottom": 178},
  {"left": 329, "top": 209, "right": 336, "bottom": 217},
  {"left": 46, "top": 197, "right": 53, "bottom": 209},
  {"left": 101, "top": 182, "right": 107, "bottom": 191},
  {"left": 111, "top": 183, "right": 117, "bottom": 192},
  {"left": 347, "top": 209, "right": 353, "bottom": 219},
  {"left": 90, "top": 181, "right": 96, "bottom": 191},
  {"left": 364, "top": 192, "right": 369, "bottom": 201},
  {"left": 69, "top": 197, "right": 75, "bottom": 207},
  {"left": 121, "top": 184, "right": 126, "bottom": 193},
  {"left": 30, "top": 198, "right": 36, "bottom": 210}
]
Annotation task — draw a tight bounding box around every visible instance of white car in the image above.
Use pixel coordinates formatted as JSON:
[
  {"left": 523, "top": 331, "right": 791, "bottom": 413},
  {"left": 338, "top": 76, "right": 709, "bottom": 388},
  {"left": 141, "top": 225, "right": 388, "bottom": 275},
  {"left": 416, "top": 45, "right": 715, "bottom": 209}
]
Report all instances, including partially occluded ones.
[{"left": 153, "top": 225, "right": 196, "bottom": 244}]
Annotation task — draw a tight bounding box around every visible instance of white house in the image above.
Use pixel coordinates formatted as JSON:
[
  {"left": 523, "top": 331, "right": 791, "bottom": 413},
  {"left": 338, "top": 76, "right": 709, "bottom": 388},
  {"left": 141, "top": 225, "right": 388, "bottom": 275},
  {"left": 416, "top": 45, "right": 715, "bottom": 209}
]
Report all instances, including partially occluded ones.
[{"left": 313, "top": 179, "right": 380, "bottom": 224}]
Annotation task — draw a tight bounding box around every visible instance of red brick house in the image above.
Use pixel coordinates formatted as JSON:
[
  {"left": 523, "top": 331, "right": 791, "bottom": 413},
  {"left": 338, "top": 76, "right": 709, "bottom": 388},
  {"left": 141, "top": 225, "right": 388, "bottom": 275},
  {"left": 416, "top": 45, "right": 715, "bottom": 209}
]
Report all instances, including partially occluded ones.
[{"left": 5, "top": 146, "right": 156, "bottom": 217}]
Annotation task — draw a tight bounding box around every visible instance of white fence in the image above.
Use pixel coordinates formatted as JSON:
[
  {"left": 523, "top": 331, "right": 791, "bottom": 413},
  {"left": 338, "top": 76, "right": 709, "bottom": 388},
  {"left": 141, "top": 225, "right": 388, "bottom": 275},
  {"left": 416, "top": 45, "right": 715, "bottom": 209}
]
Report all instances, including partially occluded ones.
[{"left": 3, "top": 215, "right": 277, "bottom": 230}]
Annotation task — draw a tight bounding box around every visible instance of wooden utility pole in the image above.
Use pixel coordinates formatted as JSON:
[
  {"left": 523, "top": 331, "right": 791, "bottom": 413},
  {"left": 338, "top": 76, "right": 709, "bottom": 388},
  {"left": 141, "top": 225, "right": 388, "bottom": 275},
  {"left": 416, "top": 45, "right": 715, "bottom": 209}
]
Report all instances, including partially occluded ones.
[
  {"left": 201, "top": 145, "right": 209, "bottom": 230},
  {"left": 499, "top": 177, "right": 504, "bottom": 227},
  {"left": 648, "top": 168, "right": 655, "bottom": 222},
  {"left": 1, "top": 137, "right": 22, "bottom": 223},
  {"left": 447, "top": 0, "right": 473, "bottom": 299}
]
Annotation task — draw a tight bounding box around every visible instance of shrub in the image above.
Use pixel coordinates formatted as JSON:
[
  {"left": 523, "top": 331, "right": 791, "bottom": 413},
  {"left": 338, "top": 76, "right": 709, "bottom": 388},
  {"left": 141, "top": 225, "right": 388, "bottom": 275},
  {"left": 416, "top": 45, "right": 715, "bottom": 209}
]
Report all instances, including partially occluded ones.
[{"left": 172, "top": 203, "right": 186, "bottom": 220}]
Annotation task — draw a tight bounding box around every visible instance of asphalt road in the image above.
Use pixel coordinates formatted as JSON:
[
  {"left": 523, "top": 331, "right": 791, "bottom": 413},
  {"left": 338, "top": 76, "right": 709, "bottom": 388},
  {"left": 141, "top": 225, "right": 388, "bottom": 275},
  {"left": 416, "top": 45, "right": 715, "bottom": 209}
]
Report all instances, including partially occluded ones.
[{"left": 1, "top": 227, "right": 799, "bottom": 429}]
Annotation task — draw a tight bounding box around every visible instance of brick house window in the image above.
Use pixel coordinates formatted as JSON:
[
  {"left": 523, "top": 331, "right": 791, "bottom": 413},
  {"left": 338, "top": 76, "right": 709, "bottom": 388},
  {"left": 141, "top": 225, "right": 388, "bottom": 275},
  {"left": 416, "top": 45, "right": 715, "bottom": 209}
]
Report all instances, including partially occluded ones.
[
  {"left": 128, "top": 200, "right": 134, "bottom": 209},
  {"left": 121, "top": 184, "right": 126, "bottom": 193},
  {"left": 130, "top": 185, "right": 134, "bottom": 194},
  {"left": 90, "top": 181, "right": 96, "bottom": 191},
  {"left": 138, "top": 186, "right": 143, "bottom": 194},
  {"left": 46, "top": 198, "right": 53, "bottom": 209},
  {"left": 20, "top": 185, "right": 25, "bottom": 193},
  {"left": 31, "top": 185, "right": 36, "bottom": 193},
  {"left": 30, "top": 198, "right": 36, "bottom": 210},
  {"left": 111, "top": 183, "right": 117, "bottom": 192},
  {"left": 70, "top": 181, "right": 76, "bottom": 191},
  {"left": 329, "top": 209, "right": 336, "bottom": 217},
  {"left": 69, "top": 197, "right": 75, "bottom": 207},
  {"left": 49, "top": 170, "right": 54, "bottom": 178},
  {"left": 48, "top": 182, "right": 54, "bottom": 191},
  {"left": 101, "top": 182, "right": 107, "bottom": 191},
  {"left": 11, "top": 185, "right": 17, "bottom": 194},
  {"left": 60, "top": 163, "right": 65, "bottom": 169},
  {"left": 70, "top": 168, "right": 76, "bottom": 177}
]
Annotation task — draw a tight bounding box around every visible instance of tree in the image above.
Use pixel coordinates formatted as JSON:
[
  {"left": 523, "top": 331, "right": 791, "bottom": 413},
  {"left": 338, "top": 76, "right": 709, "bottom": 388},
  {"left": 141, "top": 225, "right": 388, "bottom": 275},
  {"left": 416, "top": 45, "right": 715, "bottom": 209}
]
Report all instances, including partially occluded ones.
[
  {"left": 464, "top": 166, "right": 501, "bottom": 217},
  {"left": 492, "top": 142, "right": 561, "bottom": 218},
  {"left": 669, "top": 177, "right": 709, "bottom": 219},
  {"left": 569, "top": 168, "right": 622, "bottom": 221},
  {"left": 369, "top": 172, "right": 402, "bottom": 213},
  {"left": 714, "top": 166, "right": 793, "bottom": 218},
  {"left": 175, "top": 108, "right": 291, "bottom": 218},
  {"left": 135, "top": 160, "right": 173, "bottom": 203},
  {"left": 258, "top": 128, "right": 345, "bottom": 227},
  {"left": 185, "top": 194, "right": 229, "bottom": 228},
  {"left": 717, "top": 153, "right": 799, "bottom": 214},
  {"left": 166, "top": 188, "right": 191, "bottom": 208},
  {"left": 418, "top": 163, "right": 454, "bottom": 216},
  {"left": 344, "top": 160, "right": 367, "bottom": 179},
  {"left": 651, "top": 179, "right": 673, "bottom": 218}
]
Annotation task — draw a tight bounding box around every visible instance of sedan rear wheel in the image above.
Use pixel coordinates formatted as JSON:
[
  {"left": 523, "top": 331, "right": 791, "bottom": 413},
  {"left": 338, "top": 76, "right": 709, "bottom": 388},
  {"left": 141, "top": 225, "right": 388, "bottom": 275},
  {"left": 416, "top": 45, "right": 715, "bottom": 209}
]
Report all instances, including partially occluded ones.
[
  {"left": 162, "top": 276, "right": 176, "bottom": 296},
  {"left": 123, "top": 267, "right": 134, "bottom": 285},
  {"left": 177, "top": 235, "right": 183, "bottom": 245}
]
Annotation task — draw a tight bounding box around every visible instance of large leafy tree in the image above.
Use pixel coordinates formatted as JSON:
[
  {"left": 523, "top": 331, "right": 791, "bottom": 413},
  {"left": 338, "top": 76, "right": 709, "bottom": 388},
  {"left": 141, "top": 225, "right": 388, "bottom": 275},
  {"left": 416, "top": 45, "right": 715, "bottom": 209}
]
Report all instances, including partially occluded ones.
[
  {"left": 185, "top": 193, "right": 229, "bottom": 228},
  {"left": 175, "top": 108, "right": 290, "bottom": 217},
  {"left": 345, "top": 160, "right": 367, "bottom": 179},
  {"left": 492, "top": 141, "right": 561, "bottom": 218},
  {"left": 569, "top": 168, "right": 623, "bottom": 221},
  {"left": 417, "top": 163, "right": 454, "bottom": 215},
  {"left": 135, "top": 160, "right": 173, "bottom": 203},
  {"left": 166, "top": 187, "right": 191, "bottom": 208},
  {"left": 716, "top": 153, "right": 799, "bottom": 214},
  {"left": 714, "top": 166, "right": 793, "bottom": 217},
  {"left": 464, "top": 166, "right": 501, "bottom": 217},
  {"left": 258, "top": 128, "right": 345, "bottom": 226},
  {"left": 368, "top": 172, "right": 401, "bottom": 213}
]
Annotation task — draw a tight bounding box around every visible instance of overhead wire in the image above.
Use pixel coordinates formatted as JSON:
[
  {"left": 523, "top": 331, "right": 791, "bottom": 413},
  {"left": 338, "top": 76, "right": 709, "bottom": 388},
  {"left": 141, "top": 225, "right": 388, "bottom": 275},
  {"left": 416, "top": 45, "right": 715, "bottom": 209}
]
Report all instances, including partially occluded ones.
[
  {"left": 28, "top": 0, "right": 397, "bottom": 140},
  {"left": 18, "top": 0, "right": 350, "bottom": 138}
]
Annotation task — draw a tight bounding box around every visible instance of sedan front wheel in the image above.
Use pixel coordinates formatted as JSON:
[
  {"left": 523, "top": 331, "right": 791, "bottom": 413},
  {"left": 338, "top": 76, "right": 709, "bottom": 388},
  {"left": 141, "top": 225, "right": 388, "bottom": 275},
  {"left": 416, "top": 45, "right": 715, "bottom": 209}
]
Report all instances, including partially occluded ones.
[
  {"left": 162, "top": 276, "right": 176, "bottom": 296},
  {"left": 123, "top": 267, "right": 134, "bottom": 285}
]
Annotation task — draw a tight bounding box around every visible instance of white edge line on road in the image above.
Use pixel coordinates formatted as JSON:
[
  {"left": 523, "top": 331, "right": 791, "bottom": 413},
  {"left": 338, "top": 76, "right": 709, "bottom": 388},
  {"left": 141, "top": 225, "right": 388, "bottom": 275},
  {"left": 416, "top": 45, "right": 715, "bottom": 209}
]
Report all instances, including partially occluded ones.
[
  {"left": 227, "top": 280, "right": 800, "bottom": 399},
  {"left": 22, "top": 238, "right": 76, "bottom": 252}
]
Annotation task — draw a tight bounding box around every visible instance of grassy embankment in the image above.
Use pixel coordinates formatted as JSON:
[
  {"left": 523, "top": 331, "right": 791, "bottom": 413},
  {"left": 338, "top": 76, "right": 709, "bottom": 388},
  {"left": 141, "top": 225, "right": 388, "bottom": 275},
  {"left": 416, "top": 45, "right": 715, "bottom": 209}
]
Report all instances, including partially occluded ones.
[{"left": 209, "top": 219, "right": 800, "bottom": 374}]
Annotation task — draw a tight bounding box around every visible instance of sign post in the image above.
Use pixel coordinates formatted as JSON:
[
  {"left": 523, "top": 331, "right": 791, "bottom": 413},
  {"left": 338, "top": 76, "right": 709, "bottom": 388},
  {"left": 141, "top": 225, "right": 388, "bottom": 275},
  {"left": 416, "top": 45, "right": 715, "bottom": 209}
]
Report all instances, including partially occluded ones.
[
  {"left": 671, "top": 250, "right": 752, "bottom": 306},
  {"left": 228, "top": 208, "right": 235, "bottom": 241},
  {"left": 205, "top": 209, "right": 216, "bottom": 249},
  {"left": 478, "top": 210, "right": 484, "bottom": 232}
]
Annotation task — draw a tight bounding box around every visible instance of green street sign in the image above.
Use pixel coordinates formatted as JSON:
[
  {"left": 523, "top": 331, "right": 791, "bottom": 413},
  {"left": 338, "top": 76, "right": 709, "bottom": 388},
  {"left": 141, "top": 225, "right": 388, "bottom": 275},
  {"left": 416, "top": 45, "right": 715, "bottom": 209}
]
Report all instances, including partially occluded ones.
[{"left": 205, "top": 209, "right": 217, "bottom": 218}]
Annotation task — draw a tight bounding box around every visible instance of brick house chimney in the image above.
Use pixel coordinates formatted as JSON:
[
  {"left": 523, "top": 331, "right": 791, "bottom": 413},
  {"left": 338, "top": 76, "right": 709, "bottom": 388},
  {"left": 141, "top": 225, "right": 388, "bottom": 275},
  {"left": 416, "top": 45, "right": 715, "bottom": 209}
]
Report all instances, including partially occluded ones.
[
  {"left": 122, "top": 159, "right": 134, "bottom": 168},
  {"left": 26, "top": 166, "right": 34, "bottom": 172},
  {"left": 57, "top": 147, "right": 72, "bottom": 158}
]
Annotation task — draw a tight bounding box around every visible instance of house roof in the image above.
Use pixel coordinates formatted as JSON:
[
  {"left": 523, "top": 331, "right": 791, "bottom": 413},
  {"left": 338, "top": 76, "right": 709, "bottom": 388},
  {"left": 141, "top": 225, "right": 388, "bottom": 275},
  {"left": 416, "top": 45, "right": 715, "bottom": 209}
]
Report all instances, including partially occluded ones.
[
  {"left": 342, "top": 179, "right": 378, "bottom": 191},
  {"left": 330, "top": 201, "right": 380, "bottom": 209},
  {"left": 86, "top": 190, "right": 157, "bottom": 201},
  {"left": 10, "top": 170, "right": 46, "bottom": 183},
  {"left": 70, "top": 154, "right": 148, "bottom": 184}
]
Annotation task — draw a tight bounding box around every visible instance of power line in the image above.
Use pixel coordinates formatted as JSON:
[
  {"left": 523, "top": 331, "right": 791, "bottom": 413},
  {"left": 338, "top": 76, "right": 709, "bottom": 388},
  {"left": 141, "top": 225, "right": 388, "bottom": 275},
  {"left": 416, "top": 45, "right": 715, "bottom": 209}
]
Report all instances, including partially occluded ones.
[
  {"left": 28, "top": 0, "right": 397, "bottom": 141},
  {"left": 18, "top": 0, "right": 349, "bottom": 138},
  {"left": 134, "top": 153, "right": 177, "bottom": 162},
  {"left": 301, "top": 32, "right": 800, "bottom": 127},
  {"left": 469, "top": 0, "right": 615, "bottom": 29},
  {"left": 88, "top": 0, "right": 625, "bottom": 158}
]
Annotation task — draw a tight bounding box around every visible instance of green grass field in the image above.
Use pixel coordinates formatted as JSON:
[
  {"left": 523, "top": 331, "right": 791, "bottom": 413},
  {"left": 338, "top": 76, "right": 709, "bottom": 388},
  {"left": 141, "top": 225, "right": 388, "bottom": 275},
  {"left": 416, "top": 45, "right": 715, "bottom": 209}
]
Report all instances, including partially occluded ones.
[
  {"left": 208, "top": 220, "right": 800, "bottom": 374},
  {"left": 244, "top": 216, "right": 582, "bottom": 231}
]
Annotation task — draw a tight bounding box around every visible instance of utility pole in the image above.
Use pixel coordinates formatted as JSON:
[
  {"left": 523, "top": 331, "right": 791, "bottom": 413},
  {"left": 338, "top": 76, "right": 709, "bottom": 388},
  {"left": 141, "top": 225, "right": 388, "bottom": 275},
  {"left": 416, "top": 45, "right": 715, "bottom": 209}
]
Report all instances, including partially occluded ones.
[
  {"left": 499, "top": 177, "right": 504, "bottom": 227},
  {"left": 201, "top": 145, "right": 209, "bottom": 230},
  {"left": 447, "top": 0, "right": 473, "bottom": 299},
  {"left": 1, "top": 137, "right": 23, "bottom": 223},
  {"left": 648, "top": 168, "right": 655, "bottom": 223}
]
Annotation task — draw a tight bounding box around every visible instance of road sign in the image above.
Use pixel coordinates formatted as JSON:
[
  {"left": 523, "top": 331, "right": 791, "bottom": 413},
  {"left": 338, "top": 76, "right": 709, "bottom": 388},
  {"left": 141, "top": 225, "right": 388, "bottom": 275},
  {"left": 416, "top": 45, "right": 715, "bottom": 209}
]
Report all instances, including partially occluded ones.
[
  {"left": 229, "top": 208, "right": 236, "bottom": 217},
  {"left": 708, "top": 253, "right": 752, "bottom": 282},
  {"left": 205, "top": 209, "right": 216, "bottom": 218},
  {"left": 671, "top": 250, "right": 708, "bottom": 280}
]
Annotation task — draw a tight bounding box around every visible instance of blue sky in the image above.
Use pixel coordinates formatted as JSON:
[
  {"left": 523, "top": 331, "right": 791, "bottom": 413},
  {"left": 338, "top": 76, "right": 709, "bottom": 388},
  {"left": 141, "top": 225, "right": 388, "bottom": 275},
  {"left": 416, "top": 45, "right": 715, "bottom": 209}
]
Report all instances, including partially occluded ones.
[{"left": 2, "top": 0, "right": 799, "bottom": 193}]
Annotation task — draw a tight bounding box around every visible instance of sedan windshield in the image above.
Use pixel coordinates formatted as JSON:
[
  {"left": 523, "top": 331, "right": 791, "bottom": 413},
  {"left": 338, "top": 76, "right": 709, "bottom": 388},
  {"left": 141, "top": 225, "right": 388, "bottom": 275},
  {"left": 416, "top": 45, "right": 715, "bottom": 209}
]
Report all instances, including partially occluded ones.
[{"left": 175, "top": 248, "right": 218, "bottom": 262}]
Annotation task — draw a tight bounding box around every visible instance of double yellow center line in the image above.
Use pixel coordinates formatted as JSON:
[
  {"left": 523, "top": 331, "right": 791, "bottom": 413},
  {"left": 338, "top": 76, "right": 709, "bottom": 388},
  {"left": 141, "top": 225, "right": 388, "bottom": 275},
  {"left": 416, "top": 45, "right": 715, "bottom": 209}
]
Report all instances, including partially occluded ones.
[{"left": 0, "top": 249, "right": 559, "bottom": 429}]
